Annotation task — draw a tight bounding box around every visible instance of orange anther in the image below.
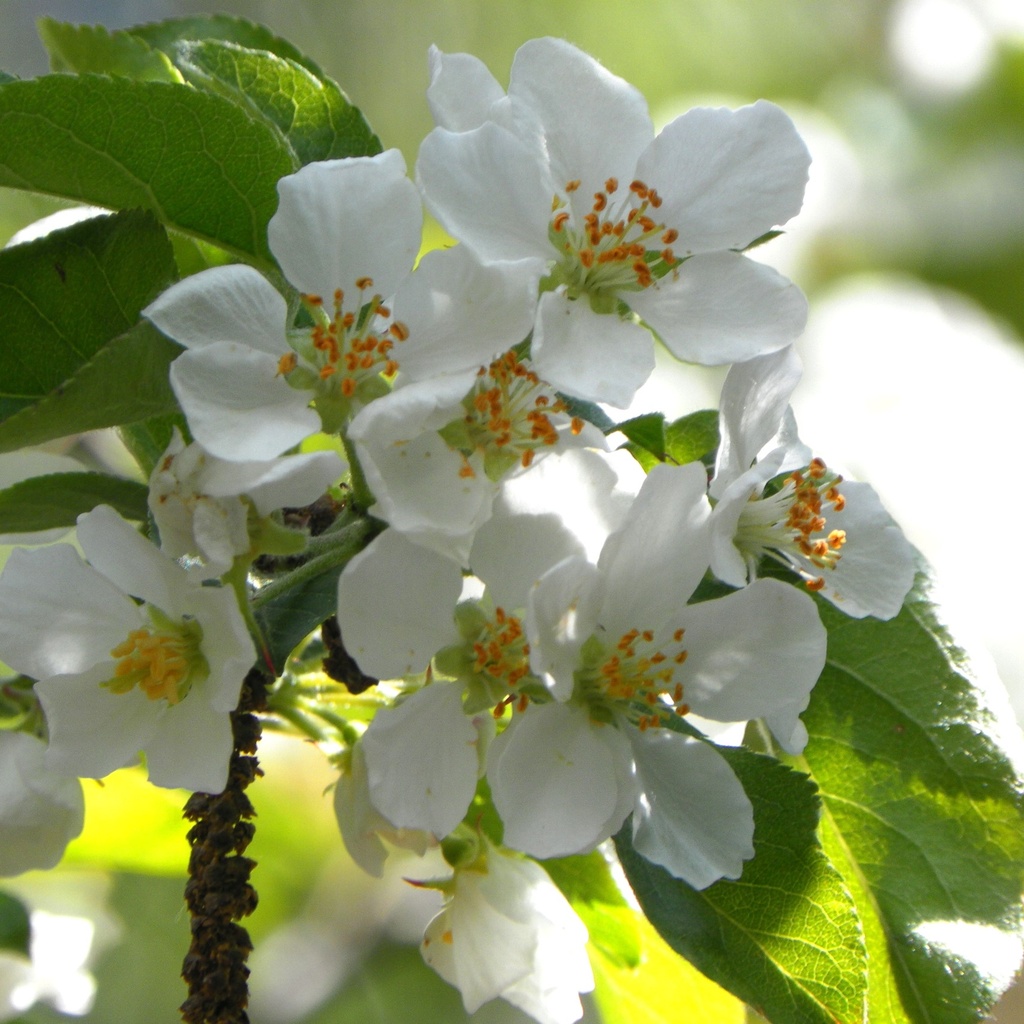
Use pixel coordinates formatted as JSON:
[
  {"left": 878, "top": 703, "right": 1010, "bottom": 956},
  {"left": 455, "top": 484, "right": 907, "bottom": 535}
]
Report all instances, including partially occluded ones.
[
  {"left": 593, "top": 192, "right": 607, "bottom": 212},
  {"left": 605, "top": 177, "right": 619, "bottom": 193},
  {"left": 662, "top": 228, "right": 679, "bottom": 244},
  {"left": 552, "top": 211, "right": 571, "bottom": 232},
  {"left": 565, "top": 179, "right": 581, "bottom": 192},
  {"left": 276, "top": 352, "right": 298, "bottom": 376},
  {"left": 806, "top": 576, "right": 826, "bottom": 591}
]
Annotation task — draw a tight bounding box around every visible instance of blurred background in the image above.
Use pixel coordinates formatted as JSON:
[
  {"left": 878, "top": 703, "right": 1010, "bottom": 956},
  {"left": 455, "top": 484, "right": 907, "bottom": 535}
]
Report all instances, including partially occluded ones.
[{"left": 1, "top": 1, "right": 1022, "bottom": 1021}]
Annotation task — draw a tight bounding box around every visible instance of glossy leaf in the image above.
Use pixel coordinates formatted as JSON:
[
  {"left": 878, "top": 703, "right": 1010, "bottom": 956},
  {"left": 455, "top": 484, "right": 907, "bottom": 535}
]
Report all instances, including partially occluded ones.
[
  {"left": 171, "top": 40, "right": 382, "bottom": 165},
  {"left": 616, "top": 744, "right": 867, "bottom": 1024},
  {"left": 0, "top": 472, "right": 148, "bottom": 533},
  {"left": 0, "top": 74, "right": 296, "bottom": 261},
  {"left": 795, "top": 574, "right": 1024, "bottom": 1023},
  {"left": 38, "top": 19, "right": 182, "bottom": 83},
  {"left": 0, "top": 891, "right": 30, "bottom": 956}
]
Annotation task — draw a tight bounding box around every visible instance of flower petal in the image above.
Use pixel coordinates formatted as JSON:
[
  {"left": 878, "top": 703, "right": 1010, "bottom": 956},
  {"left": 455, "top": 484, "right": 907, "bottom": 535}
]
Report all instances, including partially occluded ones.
[
  {"left": 170, "top": 343, "right": 319, "bottom": 460},
  {"left": 628, "top": 726, "right": 754, "bottom": 888},
  {"left": 596, "top": 462, "right": 711, "bottom": 638},
  {"left": 336, "top": 530, "right": 462, "bottom": 680},
  {"left": 0, "top": 545, "right": 139, "bottom": 679},
  {"left": 362, "top": 682, "right": 482, "bottom": 837},
  {"left": 185, "top": 586, "right": 255, "bottom": 713},
  {"left": 268, "top": 150, "right": 422, "bottom": 301},
  {"left": 143, "top": 264, "right": 288, "bottom": 356},
  {"left": 507, "top": 38, "right": 653, "bottom": 203},
  {"left": 426, "top": 45, "right": 506, "bottom": 131},
  {"left": 393, "top": 245, "right": 542, "bottom": 381},
  {"left": 143, "top": 691, "right": 234, "bottom": 793},
  {"left": 635, "top": 100, "right": 810, "bottom": 254},
  {"left": 488, "top": 703, "right": 633, "bottom": 857},
  {"left": 628, "top": 251, "right": 807, "bottom": 366},
  {"left": 532, "top": 292, "right": 655, "bottom": 408},
  {"left": 417, "top": 123, "right": 555, "bottom": 263},
  {"left": 678, "top": 579, "right": 826, "bottom": 748}
]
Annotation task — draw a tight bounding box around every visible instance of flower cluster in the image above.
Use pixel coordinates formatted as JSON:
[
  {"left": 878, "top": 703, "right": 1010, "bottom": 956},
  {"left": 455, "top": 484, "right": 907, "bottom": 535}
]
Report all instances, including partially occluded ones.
[{"left": 0, "top": 36, "right": 916, "bottom": 1024}]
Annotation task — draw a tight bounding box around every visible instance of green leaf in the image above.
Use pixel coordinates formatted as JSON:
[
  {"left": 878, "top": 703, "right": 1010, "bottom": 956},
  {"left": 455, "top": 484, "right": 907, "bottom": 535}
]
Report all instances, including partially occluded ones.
[
  {"left": 118, "top": 413, "right": 189, "bottom": 479},
  {"left": 795, "top": 573, "right": 1024, "bottom": 1023},
  {"left": 0, "top": 209, "right": 175, "bottom": 420},
  {"left": 664, "top": 408, "right": 719, "bottom": 465},
  {"left": 0, "top": 472, "right": 148, "bottom": 532},
  {"left": 0, "top": 71, "right": 17, "bottom": 85},
  {"left": 0, "top": 891, "right": 30, "bottom": 956},
  {"left": 616, "top": 744, "right": 867, "bottom": 1024},
  {"left": 38, "top": 19, "right": 182, "bottom": 83},
  {"left": 0, "top": 319, "right": 182, "bottom": 455},
  {"left": 0, "top": 74, "right": 297, "bottom": 261},
  {"left": 170, "top": 40, "right": 382, "bottom": 165},
  {"left": 614, "top": 412, "right": 666, "bottom": 460},
  {"left": 129, "top": 14, "right": 326, "bottom": 77},
  {"left": 543, "top": 850, "right": 641, "bottom": 969}
]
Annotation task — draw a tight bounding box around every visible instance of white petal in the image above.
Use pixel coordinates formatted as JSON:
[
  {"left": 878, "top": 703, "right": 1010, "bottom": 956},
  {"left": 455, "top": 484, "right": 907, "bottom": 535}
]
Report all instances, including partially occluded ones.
[
  {"left": 185, "top": 585, "right": 254, "bottom": 713},
  {"left": 200, "top": 450, "right": 346, "bottom": 515},
  {"left": 393, "top": 246, "right": 542, "bottom": 381},
  {"left": 628, "top": 251, "right": 808, "bottom": 366},
  {"left": 678, "top": 579, "right": 826, "bottom": 735},
  {"left": 628, "top": 727, "right": 754, "bottom": 888},
  {"left": 635, "top": 100, "right": 810, "bottom": 254},
  {"left": 526, "top": 557, "right": 603, "bottom": 699},
  {"left": 362, "top": 683, "right": 481, "bottom": 837},
  {"left": 596, "top": 462, "right": 711, "bottom": 637},
  {"left": 417, "top": 124, "right": 554, "bottom": 263},
  {"left": 0, "top": 732, "right": 84, "bottom": 876},
  {"left": 37, "top": 663, "right": 156, "bottom": 780},
  {"left": 170, "top": 344, "right": 320, "bottom": 460},
  {"left": 269, "top": 151, "right": 422, "bottom": 301},
  {"left": 143, "top": 693, "right": 234, "bottom": 793},
  {"left": 0, "top": 545, "right": 139, "bottom": 678},
  {"left": 143, "top": 264, "right": 288, "bottom": 356},
  {"left": 488, "top": 703, "right": 632, "bottom": 857},
  {"left": 426, "top": 45, "right": 506, "bottom": 131},
  {"left": 812, "top": 480, "right": 917, "bottom": 620},
  {"left": 336, "top": 530, "right": 462, "bottom": 680},
  {"left": 712, "top": 346, "right": 804, "bottom": 496},
  {"left": 507, "top": 38, "right": 653, "bottom": 202},
  {"left": 532, "top": 292, "right": 655, "bottom": 408}
]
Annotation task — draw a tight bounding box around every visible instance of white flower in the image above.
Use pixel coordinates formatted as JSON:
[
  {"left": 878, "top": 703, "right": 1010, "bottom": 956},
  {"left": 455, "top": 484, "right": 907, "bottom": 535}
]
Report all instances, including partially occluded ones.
[
  {"left": 709, "top": 347, "right": 916, "bottom": 619},
  {"left": 487, "top": 462, "right": 827, "bottom": 884},
  {"left": 0, "top": 733, "right": 84, "bottom": 877},
  {"left": 420, "top": 840, "right": 593, "bottom": 1024},
  {"left": 418, "top": 38, "right": 810, "bottom": 407},
  {"left": 348, "top": 350, "right": 606, "bottom": 561},
  {"left": 149, "top": 428, "right": 345, "bottom": 579},
  {"left": 0, "top": 506, "right": 255, "bottom": 793},
  {"left": 144, "top": 152, "right": 537, "bottom": 461}
]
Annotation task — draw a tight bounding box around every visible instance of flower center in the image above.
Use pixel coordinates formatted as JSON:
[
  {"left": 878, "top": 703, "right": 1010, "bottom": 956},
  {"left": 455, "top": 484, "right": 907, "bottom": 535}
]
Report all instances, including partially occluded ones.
[
  {"left": 548, "top": 177, "right": 681, "bottom": 307},
  {"left": 278, "top": 280, "right": 409, "bottom": 430},
  {"left": 575, "top": 626, "right": 689, "bottom": 729},
  {"left": 735, "top": 457, "right": 847, "bottom": 590},
  {"left": 438, "top": 351, "right": 584, "bottom": 482},
  {"left": 105, "top": 610, "right": 207, "bottom": 705}
]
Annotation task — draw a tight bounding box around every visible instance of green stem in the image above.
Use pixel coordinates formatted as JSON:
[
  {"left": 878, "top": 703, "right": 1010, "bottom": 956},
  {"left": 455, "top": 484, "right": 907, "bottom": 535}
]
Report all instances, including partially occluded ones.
[
  {"left": 341, "top": 433, "right": 375, "bottom": 512},
  {"left": 251, "top": 517, "right": 376, "bottom": 611}
]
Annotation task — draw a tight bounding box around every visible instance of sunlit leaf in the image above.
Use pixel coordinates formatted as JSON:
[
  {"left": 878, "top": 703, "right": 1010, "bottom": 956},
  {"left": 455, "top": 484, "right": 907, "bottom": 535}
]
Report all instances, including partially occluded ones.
[
  {"left": 617, "top": 744, "right": 867, "bottom": 1024},
  {"left": 171, "top": 40, "right": 382, "bottom": 165},
  {"left": 795, "top": 573, "right": 1024, "bottom": 1023},
  {"left": 0, "top": 472, "right": 148, "bottom": 533},
  {"left": 0, "top": 74, "right": 296, "bottom": 261},
  {"left": 38, "top": 19, "right": 182, "bottom": 83}
]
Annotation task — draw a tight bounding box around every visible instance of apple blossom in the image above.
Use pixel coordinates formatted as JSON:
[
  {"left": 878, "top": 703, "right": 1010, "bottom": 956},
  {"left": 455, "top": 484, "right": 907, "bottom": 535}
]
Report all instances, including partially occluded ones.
[
  {"left": 418, "top": 38, "right": 810, "bottom": 407},
  {"left": 0, "top": 506, "right": 255, "bottom": 793},
  {"left": 148, "top": 428, "right": 345, "bottom": 579},
  {"left": 420, "top": 838, "right": 593, "bottom": 1024},
  {"left": 709, "top": 347, "right": 916, "bottom": 619}
]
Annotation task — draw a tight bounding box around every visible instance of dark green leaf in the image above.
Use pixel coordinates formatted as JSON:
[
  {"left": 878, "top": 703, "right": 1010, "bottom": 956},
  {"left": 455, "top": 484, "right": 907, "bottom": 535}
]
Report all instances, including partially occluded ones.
[
  {"left": 118, "top": 413, "right": 190, "bottom": 479},
  {"left": 0, "top": 320, "right": 182, "bottom": 453},
  {"left": 0, "top": 891, "right": 30, "bottom": 956},
  {"left": 256, "top": 563, "right": 342, "bottom": 674},
  {"left": 613, "top": 412, "right": 666, "bottom": 459},
  {"left": 38, "top": 19, "right": 182, "bottom": 83},
  {"left": 170, "top": 40, "right": 381, "bottom": 165},
  {"left": 664, "top": 408, "right": 719, "bottom": 465},
  {"left": 0, "top": 74, "right": 297, "bottom": 261},
  {"left": 0, "top": 71, "right": 17, "bottom": 85},
  {"left": 129, "top": 15, "right": 326, "bottom": 77},
  {"left": 617, "top": 744, "right": 867, "bottom": 1024},
  {"left": 0, "top": 472, "right": 148, "bottom": 533},
  {"left": 796, "top": 573, "right": 1024, "bottom": 1023}
]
